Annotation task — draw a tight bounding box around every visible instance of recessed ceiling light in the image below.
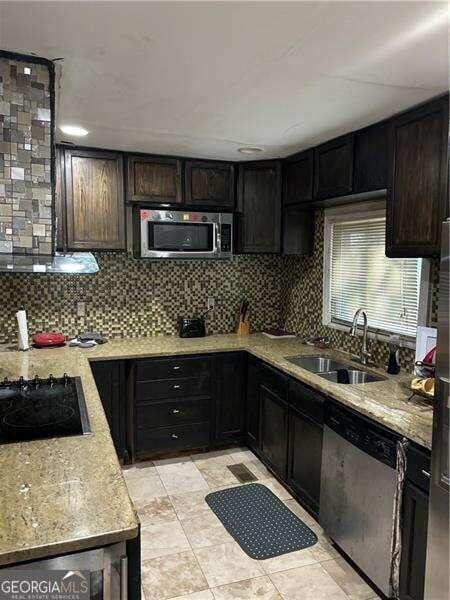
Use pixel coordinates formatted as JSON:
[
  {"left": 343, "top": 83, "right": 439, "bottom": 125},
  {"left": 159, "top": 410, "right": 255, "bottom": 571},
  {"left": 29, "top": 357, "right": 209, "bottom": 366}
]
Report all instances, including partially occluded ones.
[
  {"left": 238, "top": 147, "right": 263, "bottom": 155},
  {"left": 59, "top": 124, "right": 89, "bottom": 137}
]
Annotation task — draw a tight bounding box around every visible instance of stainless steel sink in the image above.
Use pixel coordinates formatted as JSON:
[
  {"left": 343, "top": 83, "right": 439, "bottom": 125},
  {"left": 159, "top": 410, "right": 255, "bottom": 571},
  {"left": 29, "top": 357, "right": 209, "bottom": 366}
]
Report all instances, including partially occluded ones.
[
  {"left": 285, "top": 356, "right": 350, "bottom": 373},
  {"left": 284, "top": 355, "right": 386, "bottom": 384},
  {"left": 320, "top": 369, "right": 385, "bottom": 384}
]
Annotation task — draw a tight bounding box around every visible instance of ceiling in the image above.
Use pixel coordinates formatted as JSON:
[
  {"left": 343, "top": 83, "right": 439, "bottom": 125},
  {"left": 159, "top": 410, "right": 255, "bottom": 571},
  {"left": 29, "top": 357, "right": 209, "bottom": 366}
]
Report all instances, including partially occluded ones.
[{"left": 0, "top": 1, "right": 448, "bottom": 160}]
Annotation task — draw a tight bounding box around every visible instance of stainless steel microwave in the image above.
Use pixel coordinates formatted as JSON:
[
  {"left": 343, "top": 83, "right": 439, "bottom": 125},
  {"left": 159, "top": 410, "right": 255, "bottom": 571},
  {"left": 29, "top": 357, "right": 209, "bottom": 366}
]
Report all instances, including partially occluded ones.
[{"left": 137, "top": 209, "right": 233, "bottom": 259}]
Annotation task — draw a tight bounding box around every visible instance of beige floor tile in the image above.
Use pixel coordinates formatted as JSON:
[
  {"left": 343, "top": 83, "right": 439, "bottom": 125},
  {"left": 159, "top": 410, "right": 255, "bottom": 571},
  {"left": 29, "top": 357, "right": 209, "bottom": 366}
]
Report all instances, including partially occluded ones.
[
  {"left": 269, "top": 563, "right": 348, "bottom": 600},
  {"left": 259, "top": 548, "right": 317, "bottom": 574},
  {"left": 322, "top": 558, "right": 376, "bottom": 600},
  {"left": 194, "top": 542, "right": 264, "bottom": 588},
  {"left": 191, "top": 450, "right": 238, "bottom": 469},
  {"left": 137, "top": 496, "right": 178, "bottom": 526},
  {"left": 171, "top": 591, "right": 214, "bottom": 600},
  {"left": 141, "top": 520, "right": 190, "bottom": 560},
  {"left": 141, "top": 550, "right": 208, "bottom": 600},
  {"left": 123, "top": 460, "right": 155, "bottom": 477},
  {"left": 125, "top": 469, "right": 166, "bottom": 509},
  {"left": 181, "top": 511, "right": 232, "bottom": 548},
  {"left": 309, "top": 536, "right": 341, "bottom": 562},
  {"left": 244, "top": 460, "right": 271, "bottom": 480},
  {"left": 170, "top": 489, "right": 212, "bottom": 521},
  {"left": 198, "top": 465, "right": 241, "bottom": 489},
  {"left": 225, "top": 448, "right": 256, "bottom": 464},
  {"left": 155, "top": 458, "right": 209, "bottom": 495},
  {"left": 211, "top": 575, "right": 281, "bottom": 599}
]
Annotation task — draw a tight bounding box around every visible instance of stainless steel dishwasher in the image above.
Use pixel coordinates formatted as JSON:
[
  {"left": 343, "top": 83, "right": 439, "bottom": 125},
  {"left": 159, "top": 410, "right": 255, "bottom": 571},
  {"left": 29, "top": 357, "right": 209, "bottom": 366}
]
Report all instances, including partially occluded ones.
[{"left": 319, "top": 405, "right": 398, "bottom": 598}]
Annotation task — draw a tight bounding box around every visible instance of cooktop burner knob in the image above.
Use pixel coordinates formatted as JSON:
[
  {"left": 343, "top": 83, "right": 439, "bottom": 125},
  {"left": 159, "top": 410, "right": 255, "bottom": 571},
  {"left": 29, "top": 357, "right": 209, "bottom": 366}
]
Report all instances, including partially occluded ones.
[
  {"left": 33, "top": 375, "right": 40, "bottom": 388},
  {"left": 18, "top": 376, "right": 25, "bottom": 388},
  {"left": 63, "top": 373, "right": 69, "bottom": 386},
  {"left": 48, "top": 374, "right": 54, "bottom": 388}
]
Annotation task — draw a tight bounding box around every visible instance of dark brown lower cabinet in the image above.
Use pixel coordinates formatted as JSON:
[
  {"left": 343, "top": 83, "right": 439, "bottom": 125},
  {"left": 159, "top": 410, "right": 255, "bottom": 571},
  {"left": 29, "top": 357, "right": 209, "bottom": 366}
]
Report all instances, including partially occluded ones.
[
  {"left": 260, "top": 383, "right": 289, "bottom": 479},
  {"left": 399, "top": 481, "right": 429, "bottom": 600},
  {"left": 213, "top": 352, "right": 247, "bottom": 443},
  {"left": 90, "top": 360, "right": 128, "bottom": 461},
  {"left": 287, "top": 407, "right": 323, "bottom": 516}
]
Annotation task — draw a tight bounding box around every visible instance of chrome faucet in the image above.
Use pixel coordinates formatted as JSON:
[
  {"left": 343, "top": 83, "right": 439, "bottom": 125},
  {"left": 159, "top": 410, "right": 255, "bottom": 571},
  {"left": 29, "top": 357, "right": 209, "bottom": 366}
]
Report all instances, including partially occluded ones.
[{"left": 350, "top": 309, "right": 371, "bottom": 365}]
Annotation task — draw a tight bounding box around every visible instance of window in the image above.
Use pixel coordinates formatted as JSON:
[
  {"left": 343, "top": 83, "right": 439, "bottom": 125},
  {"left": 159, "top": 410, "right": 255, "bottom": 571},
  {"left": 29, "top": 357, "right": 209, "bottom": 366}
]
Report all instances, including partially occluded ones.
[{"left": 323, "top": 205, "right": 428, "bottom": 340}]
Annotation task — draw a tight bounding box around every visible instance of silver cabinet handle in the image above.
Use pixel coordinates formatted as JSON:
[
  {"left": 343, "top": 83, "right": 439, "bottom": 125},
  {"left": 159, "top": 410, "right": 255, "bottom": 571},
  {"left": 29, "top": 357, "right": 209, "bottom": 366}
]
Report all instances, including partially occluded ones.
[
  {"left": 172, "top": 366, "right": 181, "bottom": 370},
  {"left": 172, "top": 409, "right": 180, "bottom": 414},
  {"left": 421, "top": 469, "right": 431, "bottom": 478},
  {"left": 173, "top": 384, "right": 181, "bottom": 389},
  {"left": 120, "top": 555, "right": 128, "bottom": 600},
  {"left": 171, "top": 433, "right": 179, "bottom": 439}
]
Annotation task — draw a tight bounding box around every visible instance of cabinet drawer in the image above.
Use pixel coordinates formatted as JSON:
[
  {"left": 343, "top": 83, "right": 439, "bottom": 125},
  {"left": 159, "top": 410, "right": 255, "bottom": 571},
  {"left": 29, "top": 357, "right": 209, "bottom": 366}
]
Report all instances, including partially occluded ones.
[
  {"left": 259, "top": 363, "right": 289, "bottom": 400},
  {"left": 136, "top": 356, "right": 211, "bottom": 382},
  {"left": 406, "top": 443, "right": 431, "bottom": 493},
  {"left": 135, "top": 377, "right": 211, "bottom": 402},
  {"left": 136, "top": 398, "right": 210, "bottom": 429},
  {"left": 289, "top": 379, "right": 325, "bottom": 424},
  {"left": 135, "top": 422, "right": 210, "bottom": 456}
]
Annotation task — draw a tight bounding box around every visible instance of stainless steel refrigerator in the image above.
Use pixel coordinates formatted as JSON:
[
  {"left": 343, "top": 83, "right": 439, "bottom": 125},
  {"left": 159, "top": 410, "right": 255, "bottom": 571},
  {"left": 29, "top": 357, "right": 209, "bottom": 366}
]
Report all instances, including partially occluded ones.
[{"left": 425, "top": 220, "right": 449, "bottom": 600}]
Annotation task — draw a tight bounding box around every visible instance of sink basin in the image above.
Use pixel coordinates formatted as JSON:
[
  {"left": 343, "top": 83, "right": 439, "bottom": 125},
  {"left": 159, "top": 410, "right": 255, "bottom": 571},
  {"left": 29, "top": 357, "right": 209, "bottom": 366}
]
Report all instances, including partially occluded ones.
[
  {"left": 285, "top": 356, "right": 350, "bottom": 373},
  {"left": 284, "top": 355, "right": 386, "bottom": 384},
  {"left": 320, "top": 369, "right": 385, "bottom": 384}
]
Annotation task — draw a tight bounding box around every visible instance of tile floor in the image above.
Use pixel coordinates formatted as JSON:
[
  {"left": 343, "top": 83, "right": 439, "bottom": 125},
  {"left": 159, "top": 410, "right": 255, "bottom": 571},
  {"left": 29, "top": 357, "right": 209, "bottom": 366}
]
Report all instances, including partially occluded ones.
[{"left": 123, "top": 447, "right": 382, "bottom": 600}]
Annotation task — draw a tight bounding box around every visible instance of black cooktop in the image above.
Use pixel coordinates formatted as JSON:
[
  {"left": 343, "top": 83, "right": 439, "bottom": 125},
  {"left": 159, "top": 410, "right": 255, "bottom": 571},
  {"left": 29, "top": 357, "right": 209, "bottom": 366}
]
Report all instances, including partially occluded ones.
[{"left": 0, "top": 374, "right": 91, "bottom": 444}]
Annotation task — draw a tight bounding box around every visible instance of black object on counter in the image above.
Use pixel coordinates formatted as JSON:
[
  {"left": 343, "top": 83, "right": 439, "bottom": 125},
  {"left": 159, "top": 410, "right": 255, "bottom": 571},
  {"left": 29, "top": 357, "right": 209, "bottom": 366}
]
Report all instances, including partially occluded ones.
[
  {"left": 387, "top": 347, "right": 401, "bottom": 375},
  {"left": 178, "top": 316, "right": 206, "bottom": 338}
]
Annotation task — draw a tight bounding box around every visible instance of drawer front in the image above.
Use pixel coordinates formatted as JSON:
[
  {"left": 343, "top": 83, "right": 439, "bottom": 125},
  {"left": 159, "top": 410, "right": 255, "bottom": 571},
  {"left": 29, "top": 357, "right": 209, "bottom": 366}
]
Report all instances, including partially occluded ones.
[
  {"left": 135, "top": 377, "right": 211, "bottom": 402},
  {"left": 407, "top": 443, "right": 431, "bottom": 493},
  {"left": 136, "top": 398, "right": 211, "bottom": 429},
  {"left": 289, "top": 379, "right": 325, "bottom": 424},
  {"left": 136, "top": 422, "right": 210, "bottom": 455},
  {"left": 136, "top": 356, "right": 211, "bottom": 381},
  {"left": 259, "top": 363, "right": 289, "bottom": 400}
]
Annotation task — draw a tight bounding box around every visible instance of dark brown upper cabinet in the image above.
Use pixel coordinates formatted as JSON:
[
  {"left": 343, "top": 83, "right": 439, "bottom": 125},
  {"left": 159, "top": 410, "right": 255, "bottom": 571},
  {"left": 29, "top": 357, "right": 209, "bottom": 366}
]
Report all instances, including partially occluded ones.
[
  {"left": 63, "top": 148, "right": 125, "bottom": 251},
  {"left": 185, "top": 160, "right": 235, "bottom": 209},
  {"left": 236, "top": 161, "right": 282, "bottom": 253},
  {"left": 386, "top": 95, "right": 449, "bottom": 258},
  {"left": 283, "top": 150, "right": 314, "bottom": 204},
  {"left": 282, "top": 204, "right": 314, "bottom": 256},
  {"left": 127, "top": 155, "right": 182, "bottom": 204},
  {"left": 353, "top": 122, "right": 388, "bottom": 194},
  {"left": 314, "top": 134, "right": 354, "bottom": 199}
]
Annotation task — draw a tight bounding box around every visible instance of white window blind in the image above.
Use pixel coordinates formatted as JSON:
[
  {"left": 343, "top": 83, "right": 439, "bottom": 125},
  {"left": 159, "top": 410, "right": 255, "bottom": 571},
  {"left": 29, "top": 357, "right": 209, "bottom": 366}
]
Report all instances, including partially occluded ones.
[{"left": 329, "top": 217, "right": 422, "bottom": 338}]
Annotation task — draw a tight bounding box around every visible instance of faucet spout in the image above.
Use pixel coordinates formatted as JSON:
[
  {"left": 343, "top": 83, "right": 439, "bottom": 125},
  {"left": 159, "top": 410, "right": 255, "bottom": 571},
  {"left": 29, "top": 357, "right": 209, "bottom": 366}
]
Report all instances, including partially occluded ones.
[{"left": 349, "top": 309, "right": 371, "bottom": 366}]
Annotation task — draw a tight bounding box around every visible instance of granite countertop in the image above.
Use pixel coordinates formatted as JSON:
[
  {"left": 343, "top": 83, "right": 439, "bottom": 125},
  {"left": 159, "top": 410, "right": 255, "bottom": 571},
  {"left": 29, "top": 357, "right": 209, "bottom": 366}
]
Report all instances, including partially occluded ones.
[{"left": 0, "top": 333, "right": 433, "bottom": 566}]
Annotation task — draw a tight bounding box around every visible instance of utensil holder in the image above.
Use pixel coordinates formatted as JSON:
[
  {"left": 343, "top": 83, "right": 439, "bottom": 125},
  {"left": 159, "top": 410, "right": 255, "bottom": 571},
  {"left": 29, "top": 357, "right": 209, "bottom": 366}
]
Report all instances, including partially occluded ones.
[{"left": 236, "top": 315, "right": 250, "bottom": 335}]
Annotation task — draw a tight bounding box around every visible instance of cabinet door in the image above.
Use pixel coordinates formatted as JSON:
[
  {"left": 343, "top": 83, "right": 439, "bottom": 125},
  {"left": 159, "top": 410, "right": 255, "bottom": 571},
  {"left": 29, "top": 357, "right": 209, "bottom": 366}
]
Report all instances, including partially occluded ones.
[
  {"left": 127, "top": 155, "right": 182, "bottom": 204},
  {"left": 399, "top": 481, "right": 429, "bottom": 600},
  {"left": 386, "top": 96, "right": 449, "bottom": 257},
  {"left": 283, "top": 150, "right": 314, "bottom": 204},
  {"left": 260, "top": 384, "right": 288, "bottom": 478},
  {"left": 353, "top": 122, "right": 388, "bottom": 194},
  {"left": 214, "top": 352, "right": 246, "bottom": 443},
  {"left": 237, "top": 161, "right": 282, "bottom": 253},
  {"left": 314, "top": 134, "right": 354, "bottom": 199},
  {"left": 246, "top": 359, "right": 261, "bottom": 452},
  {"left": 287, "top": 407, "right": 323, "bottom": 516},
  {"left": 64, "top": 148, "right": 125, "bottom": 250},
  {"left": 283, "top": 204, "right": 314, "bottom": 255},
  {"left": 185, "top": 160, "right": 235, "bottom": 208},
  {"left": 91, "top": 361, "right": 127, "bottom": 460}
]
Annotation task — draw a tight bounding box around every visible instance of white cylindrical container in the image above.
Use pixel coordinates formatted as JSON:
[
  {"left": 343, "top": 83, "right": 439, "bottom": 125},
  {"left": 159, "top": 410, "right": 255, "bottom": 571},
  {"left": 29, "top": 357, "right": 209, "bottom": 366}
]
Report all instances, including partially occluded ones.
[{"left": 16, "top": 309, "right": 30, "bottom": 351}]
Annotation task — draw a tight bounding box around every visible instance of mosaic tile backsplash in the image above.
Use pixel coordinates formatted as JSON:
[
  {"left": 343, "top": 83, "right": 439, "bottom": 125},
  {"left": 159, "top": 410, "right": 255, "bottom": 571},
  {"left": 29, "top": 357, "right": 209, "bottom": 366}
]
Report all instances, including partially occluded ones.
[
  {"left": 0, "top": 253, "right": 286, "bottom": 345},
  {"left": 282, "top": 210, "right": 440, "bottom": 370},
  {"left": 0, "top": 210, "right": 439, "bottom": 371},
  {"left": 0, "top": 55, "right": 53, "bottom": 255}
]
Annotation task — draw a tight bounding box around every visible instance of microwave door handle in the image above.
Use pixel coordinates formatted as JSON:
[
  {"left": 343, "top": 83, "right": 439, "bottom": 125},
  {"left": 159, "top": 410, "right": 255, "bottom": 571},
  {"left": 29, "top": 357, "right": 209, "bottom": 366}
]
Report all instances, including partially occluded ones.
[{"left": 215, "top": 222, "right": 220, "bottom": 254}]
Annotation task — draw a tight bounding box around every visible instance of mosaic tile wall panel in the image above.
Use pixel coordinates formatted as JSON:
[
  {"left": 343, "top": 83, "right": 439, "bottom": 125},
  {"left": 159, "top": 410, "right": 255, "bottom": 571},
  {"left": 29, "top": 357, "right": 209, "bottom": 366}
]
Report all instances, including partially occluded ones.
[
  {"left": 282, "top": 210, "right": 440, "bottom": 369},
  {"left": 0, "top": 55, "right": 53, "bottom": 255},
  {"left": 0, "top": 253, "right": 285, "bottom": 345}
]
